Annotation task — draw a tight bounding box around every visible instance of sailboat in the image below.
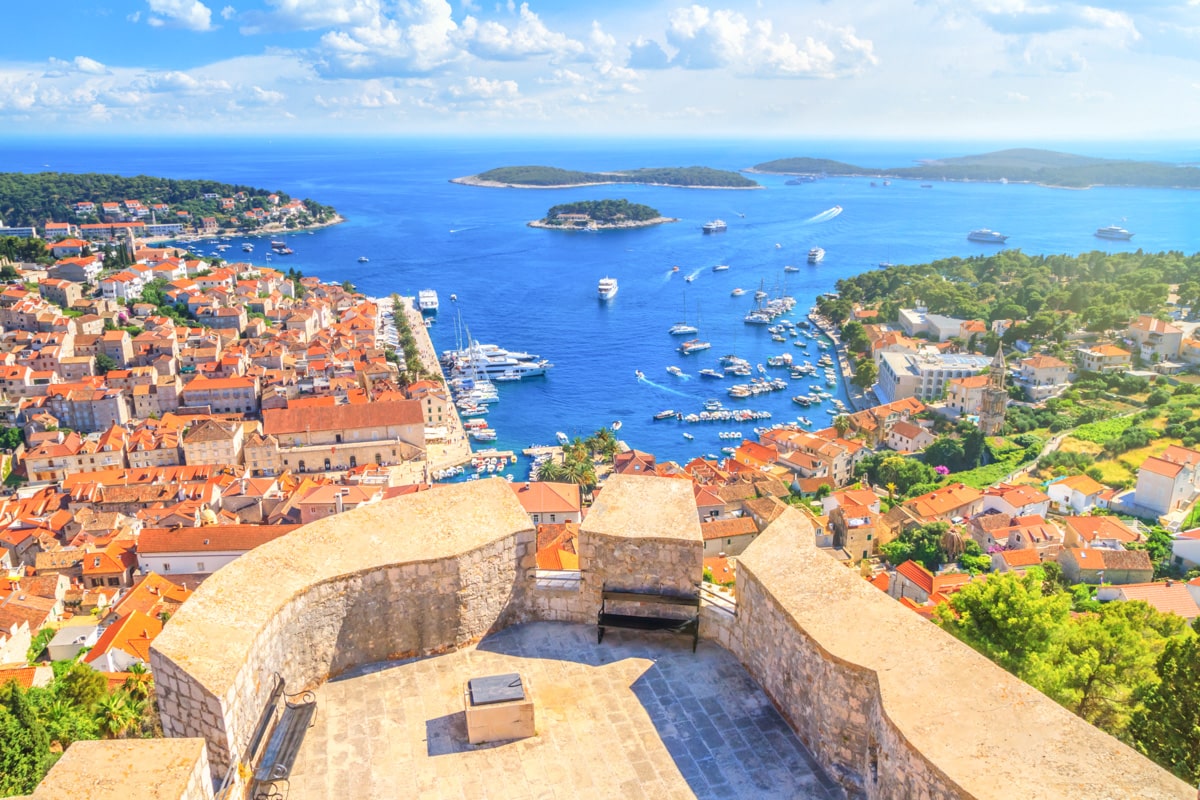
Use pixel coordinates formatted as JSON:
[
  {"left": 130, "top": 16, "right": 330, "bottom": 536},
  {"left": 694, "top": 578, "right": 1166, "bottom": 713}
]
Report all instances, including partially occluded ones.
[
  {"left": 678, "top": 305, "right": 712, "bottom": 355},
  {"left": 668, "top": 286, "right": 698, "bottom": 335}
]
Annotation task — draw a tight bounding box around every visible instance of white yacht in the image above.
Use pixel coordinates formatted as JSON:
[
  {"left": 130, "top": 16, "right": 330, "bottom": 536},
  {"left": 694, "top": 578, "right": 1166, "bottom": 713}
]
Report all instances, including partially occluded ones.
[
  {"left": 668, "top": 322, "right": 699, "bottom": 335},
  {"left": 443, "top": 341, "right": 552, "bottom": 379},
  {"left": 1095, "top": 225, "right": 1134, "bottom": 240},
  {"left": 712, "top": 264, "right": 730, "bottom": 272},
  {"left": 702, "top": 219, "right": 727, "bottom": 234},
  {"left": 807, "top": 247, "right": 825, "bottom": 264},
  {"left": 967, "top": 229, "right": 1008, "bottom": 244},
  {"left": 418, "top": 289, "right": 439, "bottom": 313},
  {"left": 598, "top": 276, "right": 618, "bottom": 301}
]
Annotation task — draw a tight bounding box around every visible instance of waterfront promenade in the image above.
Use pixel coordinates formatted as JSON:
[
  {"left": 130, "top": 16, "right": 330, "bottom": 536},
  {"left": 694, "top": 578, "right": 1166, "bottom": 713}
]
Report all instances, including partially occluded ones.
[
  {"left": 807, "top": 312, "right": 876, "bottom": 413},
  {"left": 392, "top": 296, "right": 473, "bottom": 483}
]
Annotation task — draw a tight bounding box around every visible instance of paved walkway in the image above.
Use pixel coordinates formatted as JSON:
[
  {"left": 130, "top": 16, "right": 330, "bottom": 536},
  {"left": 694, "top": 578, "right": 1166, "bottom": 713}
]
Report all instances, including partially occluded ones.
[{"left": 288, "top": 622, "right": 841, "bottom": 800}]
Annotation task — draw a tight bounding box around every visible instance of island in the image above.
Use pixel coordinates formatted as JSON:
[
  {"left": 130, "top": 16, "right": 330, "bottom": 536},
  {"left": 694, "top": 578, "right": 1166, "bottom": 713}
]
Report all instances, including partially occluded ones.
[
  {"left": 528, "top": 199, "right": 677, "bottom": 231},
  {"left": 453, "top": 165, "right": 761, "bottom": 189},
  {"left": 0, "top": 171, "right": 341, "bottom": 240},
  {"left": 749, "top": 148, "right": 1200, "bottom": 189}
]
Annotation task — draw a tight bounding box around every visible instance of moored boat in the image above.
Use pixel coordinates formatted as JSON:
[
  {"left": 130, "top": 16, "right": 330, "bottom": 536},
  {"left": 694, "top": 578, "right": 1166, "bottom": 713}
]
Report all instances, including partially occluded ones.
[
  {"left": 967, "top": 229, "right": 1008, "bottom": 244},
  {"left": 702, "top": 219, "right": 727, "bottom": 234},
  {"left": 598, "top": 276, "right": 618, "bottom": 301},
  {"left": 807, "top": 247, "right": 825, "bottom": 264}
]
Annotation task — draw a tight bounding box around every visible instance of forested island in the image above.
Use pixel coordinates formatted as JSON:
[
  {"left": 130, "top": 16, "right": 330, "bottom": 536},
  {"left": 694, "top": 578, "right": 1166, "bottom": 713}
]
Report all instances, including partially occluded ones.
[
  {"left": 0, "top": 171, "right": 339, "bottom": 231},
  {"left": 529, "top": 198, "right": 676, "bottom": 230},
  {"left": 751, "top": 148, "right": 1200, "bottom": 189},
  {"left": 454, "top": 165, "right": 760, "bottom": 189}
]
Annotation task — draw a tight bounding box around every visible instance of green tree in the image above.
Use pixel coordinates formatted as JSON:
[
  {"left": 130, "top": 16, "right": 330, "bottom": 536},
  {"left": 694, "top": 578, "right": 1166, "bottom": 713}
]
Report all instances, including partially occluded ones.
[
  {"left": 1129, "top": 633, "right": 1200, "bottom": 785},
  {"left": 879, "top": 521, "right": 950, "bottom": 571},
  {"left": 94, "top": 353, "right": 118, "bottom": 374},
  {"left": 58, "top": 663, "right": 108, "bottom": 711},
  {"left": 935, "top": 572, "right": 1071, "bottom": 675},
  {"left": 851, "top": 358, "right": 878, "bottom": 390},
  {"left": 94, "top": 692, "right": 140, "bottom": 739},
  {"left": 0, "top": 682, "right": 56, "bottom": 794}
]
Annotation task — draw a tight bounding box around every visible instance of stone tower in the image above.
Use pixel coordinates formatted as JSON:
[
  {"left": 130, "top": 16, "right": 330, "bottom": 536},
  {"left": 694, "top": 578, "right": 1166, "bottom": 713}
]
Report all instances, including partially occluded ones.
[{"left": 979, "top": 347, "right": 1008, "bottom": 435}]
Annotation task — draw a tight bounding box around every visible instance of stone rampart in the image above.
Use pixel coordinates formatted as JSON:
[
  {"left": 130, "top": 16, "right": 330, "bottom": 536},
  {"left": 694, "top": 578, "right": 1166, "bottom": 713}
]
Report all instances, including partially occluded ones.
[{"left": 728, "top": 507, "right": 1192, "bottom": 799}]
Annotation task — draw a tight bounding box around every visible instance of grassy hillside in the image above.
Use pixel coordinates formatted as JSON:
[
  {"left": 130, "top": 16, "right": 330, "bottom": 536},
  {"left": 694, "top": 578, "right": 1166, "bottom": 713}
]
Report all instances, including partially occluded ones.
[{"left": 470, "top": 165, "right": 757, "bottom": 188}]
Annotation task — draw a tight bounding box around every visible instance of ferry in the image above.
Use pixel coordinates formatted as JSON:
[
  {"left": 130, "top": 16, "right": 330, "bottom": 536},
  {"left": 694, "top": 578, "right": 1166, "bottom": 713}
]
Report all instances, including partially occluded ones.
[
  {"left": 598, "top": 276, "right": 618, "bottom": 301},
  {"left": 712, "top": 264, "right": 730, "bottom": 272},
  {"left": 807, "top": 247, "right": 825, "bottom": 264},
  {"left": 967, "top": 229, "right": 1008, "bottom": 244},
  {"left": 702, "top": 219, "right": 727, "bottom": 234},
  {"left": 731, "top": 288, "right": 746, "bottom": 297},
  {"left": 1095, "top": 225, "right": 1134, "bottom": 240},
  {"left": 418, "top": 289, "right": 439, "bottom": 314}
]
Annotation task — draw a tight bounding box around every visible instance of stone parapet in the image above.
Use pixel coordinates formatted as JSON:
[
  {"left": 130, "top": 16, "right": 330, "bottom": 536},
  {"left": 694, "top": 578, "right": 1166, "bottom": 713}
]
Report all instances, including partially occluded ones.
[
  {"left": 27, "top": 738, "right": 212, "bottom": 800},
  {"left": 730, "top": 506, "right": 1192, "bottom": 799}
]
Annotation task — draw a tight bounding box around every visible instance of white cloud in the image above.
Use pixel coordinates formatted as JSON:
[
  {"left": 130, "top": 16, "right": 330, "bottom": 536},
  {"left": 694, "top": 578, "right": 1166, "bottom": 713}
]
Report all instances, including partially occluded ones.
[
  {"left": 318, "top": 0, "right": 460, "bottom": 75},
  {"left": 664, "top": 6, "right": 877, "bottom": 78},
  {"left": 133, "top": 70, "right": 232, "bottom": 94},
  {"left": 252, "top": 0, "right": 381, "bottom": 31},
  {"left": 250, "top": 85, "right": 285, "bottom": 104},
  {"left": 146, "top": 0, "right": 215, "bottom": 31},
  {"left": 73, "top": 56, "right": 110, "bottom": 75},
  {"left": 221, "top": 5, "right": 236, "bottom": 20},
  {"left": 445, "top": 75, "right": 519, "bottom": 101},
  {"left": 460, "top": 3, "right": 583, "bottom": 61}
]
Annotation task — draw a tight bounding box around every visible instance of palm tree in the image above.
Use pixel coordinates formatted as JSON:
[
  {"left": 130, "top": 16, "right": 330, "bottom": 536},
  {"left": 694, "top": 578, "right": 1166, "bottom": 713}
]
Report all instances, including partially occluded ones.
[
  {"left": 95, "top": 692, "right": 139, "bottom": 739},
  {"left": 834, "top": 415, "right": 850, "bottom": 438},
  {"left": 565, "top": 437, "right": 589, "bottom": 464},
  {"left": 536, "top": 460, "right": 567, "bottom": 482},
  {"left": 123, "top": 664, "right": 152, "bottom": 702},
  {"left": 886, "top": 482, "right": 897, "bottom": 503}
]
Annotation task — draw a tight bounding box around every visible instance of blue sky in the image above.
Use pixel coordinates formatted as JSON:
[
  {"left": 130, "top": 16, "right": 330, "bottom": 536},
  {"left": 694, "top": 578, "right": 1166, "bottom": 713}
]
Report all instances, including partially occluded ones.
[{"left": 1, "top": 1, "right": 1197, "bottom": 138}]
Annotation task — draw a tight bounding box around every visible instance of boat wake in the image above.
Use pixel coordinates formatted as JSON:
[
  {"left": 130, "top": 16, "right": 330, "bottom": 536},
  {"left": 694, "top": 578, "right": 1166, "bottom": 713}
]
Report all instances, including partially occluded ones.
[
  {"left": 805, "top": 206, "right": 843, "bottom": 224},
  {"left": 637, "top": 375, "right": 690, "bottom": 397},
  {"left": 686, "top": 268, "right": 703, "bottom": 282},
  {"left": 449, "top": 226, "right": 479, "bottom": 234}
]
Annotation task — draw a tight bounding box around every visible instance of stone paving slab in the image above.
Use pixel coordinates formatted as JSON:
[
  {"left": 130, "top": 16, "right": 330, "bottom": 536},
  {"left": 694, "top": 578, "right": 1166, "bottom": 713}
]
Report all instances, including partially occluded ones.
[{"left": 287, "top": 622, "right": 841, "bottom": 800}]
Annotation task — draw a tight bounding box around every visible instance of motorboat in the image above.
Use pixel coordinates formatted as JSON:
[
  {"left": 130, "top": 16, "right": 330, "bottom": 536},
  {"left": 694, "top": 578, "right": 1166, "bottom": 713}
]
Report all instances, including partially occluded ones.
[
  {"left": 556, "top": 431, "right": 569, "bottom": 444},
  {"left": 358, "top": 256, "right": 369, "bottom": 263},
  {"left": 712, "top": 264, "right": 730, "bottom": 272},
  {"left": 784, "top": 264, "right": 800, "bottom": 272},
  {"left": 807, "top": 247, "right": 825, "bottom": 264},
  {"left": 598, "top": 276, "right": 618, "bottom": 301},
  {"left": 612, "top": 420, "right": 622, "bottom": 431},
  {"left": 1095, "top": 225, "right": 1134, "bottom": 240},
  {"left": 678, "top": 339, "right": 712, "bottom": 355},
  {"left": 418, "top": 289, "right": 439, "bottom": 313},
  {"left": 702, "top": 219, "right": 727, "bottom": 234},
  {"left": 654, "top": 409, "right": 677, "bottom": 420},
  {"left": 666, "top": 366, "right": 685, "bottom": 377},
  {"left": 635, "top": 370, "right": 645, "bottom": 379},
  {"left": 967, "top": 229, "right": 1008, "bottom": 244},
  {"left": 699, "top": 368, "right": 724, "bottom": 379}
]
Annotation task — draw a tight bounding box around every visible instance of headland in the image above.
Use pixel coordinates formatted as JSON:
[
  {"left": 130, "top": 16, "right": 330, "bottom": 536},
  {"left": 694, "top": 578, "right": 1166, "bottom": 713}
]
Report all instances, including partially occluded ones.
[{"left": 452, "top": 164, "right": 762, "bottom": 190}]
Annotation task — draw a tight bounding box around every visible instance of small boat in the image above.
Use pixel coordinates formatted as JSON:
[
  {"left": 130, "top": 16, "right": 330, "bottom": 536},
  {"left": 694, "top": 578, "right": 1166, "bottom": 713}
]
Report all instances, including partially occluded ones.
[
  {"left": 678, "top": 339, "right": 712, "bottom": 355},
  {"left": 683, "top": 432, "right": 694, "bottom": 440},
  {"left": 667, "top": 366, "right": 685, "bottom": 376},
  {"left": 556, "top": 431, "right": 569, "bottom": 444},
  {"left": 775, "top": 243, "right": 781, "bottom": 249},
  {"left": 702, "top": 219, "right": 727, "bottom": 234},
  {"left": 671, "top": 265, "right": 680, "bottom": 272},
  {"left": 712, "top": 264, "right": 730, "bottom": 272},
  {"left": 731, "top": 288, "right": 745, "bottom": 297},
  {"left": 450, "top": 294, "right": 457, "bottom": 302},
  {"left": 784, "top": 265, "right": 800, "bottom": 273},
  {"left": 241, "top": 243, "right": 253, "bottom": 252},
  {"left": 699, "top": 368, "right": 724, "bottom": 379},
  {"left": 358, "top": 256, "right": 369, "bottom": 263},
  {"left": 654, "top": 409, "right": 676, "bottom": 420},
  {"left": 635, "top": 370, "right": 645, "bottom": 379},
  {"left": 967, "top": 229, "right": 1008, "bottom": 244},
  {"left": 612, "top": 421, "right": 622, "bottom": 431},
  {"left": 685, "top": 275, "right": 695, "bottom": 283}
]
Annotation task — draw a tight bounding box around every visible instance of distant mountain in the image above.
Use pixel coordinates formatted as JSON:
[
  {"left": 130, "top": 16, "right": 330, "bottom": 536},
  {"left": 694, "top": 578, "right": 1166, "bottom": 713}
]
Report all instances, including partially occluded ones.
[{"left": 752, "top": 148, "right": 1200, "bottom": 189}]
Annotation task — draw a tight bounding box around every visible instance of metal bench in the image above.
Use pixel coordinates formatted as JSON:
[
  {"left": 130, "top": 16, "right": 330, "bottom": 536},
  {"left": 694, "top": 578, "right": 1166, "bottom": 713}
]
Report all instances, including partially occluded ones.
[
  {"left": 247, "top": 674, "right": 317, "bottom": 800},
  {"left": 597, "top": 586, "right": 700, "bottom": 652}
]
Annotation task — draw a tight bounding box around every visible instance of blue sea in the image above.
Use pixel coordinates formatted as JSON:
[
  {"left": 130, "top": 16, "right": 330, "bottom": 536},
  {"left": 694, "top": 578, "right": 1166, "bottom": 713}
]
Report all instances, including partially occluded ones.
[{"left": 5, "top": 137, "right": 1199, "bottom": 475}]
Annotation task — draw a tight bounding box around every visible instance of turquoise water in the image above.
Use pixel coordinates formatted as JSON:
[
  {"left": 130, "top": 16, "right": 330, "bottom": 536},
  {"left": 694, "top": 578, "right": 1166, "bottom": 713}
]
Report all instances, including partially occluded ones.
[{"left": 4, "top": 138, "right": 1198, "bottom": 470}]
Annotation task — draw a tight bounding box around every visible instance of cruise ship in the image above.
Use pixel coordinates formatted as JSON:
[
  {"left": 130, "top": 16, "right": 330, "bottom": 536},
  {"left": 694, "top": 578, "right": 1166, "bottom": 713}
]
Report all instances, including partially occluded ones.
[
  {"left": 702, "top": 219, "right": 727, "bottom": 234},
  {"left": 967, "top": 229, "right": 1008, "bottom": 244},
  {"left": 598, "top": 277, "right": 618, "bottom": 301},
  {"left": 418, "top": 289, "right": 439, "bottom": 314},
  {"left": 807, "top": 247, "right": 825, "bottom": 264},
  {"left": 1095, "top": 225, "right": 1134, "bottom": 240}
]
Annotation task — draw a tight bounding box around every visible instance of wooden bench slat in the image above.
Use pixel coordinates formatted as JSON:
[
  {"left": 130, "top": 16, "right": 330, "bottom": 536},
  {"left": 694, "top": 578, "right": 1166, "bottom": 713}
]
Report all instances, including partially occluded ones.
[{"left": 601, "top": 591, "right": 699, "bottom": 606}]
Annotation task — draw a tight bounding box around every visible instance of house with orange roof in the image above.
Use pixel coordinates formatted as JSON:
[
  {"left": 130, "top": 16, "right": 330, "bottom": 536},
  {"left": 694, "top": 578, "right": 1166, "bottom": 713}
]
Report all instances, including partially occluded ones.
[
  {"left": 83, "top": 610, "right": 163, "bottom": 672},
  {"left": 1096, "top": 580, "right": 1200, "bottom": 621},
  {"left": 1047, "top": 474, "right": 1107, "bottom": 514},
  {"left": 821, "top": 488, "right": 881, "bottom": 516},
  {"left": 613, "top": 449, "right": 656, "bottom": 477},
  {"left": 1057, "top": 547, "right": 1153, "bottom": 586},
  {"left": 82, "top": 540, "right": 138, "bottom": 590},
  {"left": 693, "top": 484, "right": 725, "bottom": 521},
  {"left": 896, "top": 483, "right": 983, "bottom": 526},
  {"left": 1061, "top": 515, "right": 1142, "bottom": 549},
  {"left": 536, "top": 523, "right": 580, "bottom": 570},
  {"left": 991, "top": 548, "right": 1045, "bottom": 574},
  {"left": 295, "top": 484, "right": 383, "bottom": 524},
  {"left": 829, "top": 502, "right": 886, "bottom": 562},
  {"left": 0, "top": 665, "right": 53, "bottom": 688},
  {"left": 511, "top": 481, "right": 582, "bottom": 525},
  {"left": 886, "top": 420, "right": 934, "bottom": 453},
  {"left": 1076, "top": 344, "right": 1131, "bottom": 373},
  {"left": 110, "top": 572, "right": 193, "bottom": 620},
  {"left": 1127, "top": 315, "right": 1183, "bottom": 361},
  {"left": 136, "top": 524, "right": 302, "bottom": 575},
  {"left": 844, "top": 397, "right": 925, "bottom": 448},
  {"left": 700, "top": 516, "right": 758, "bottom": 557},
  {"left": 887, "top": 560, "right": 972, "bottom": 605},
  {"left": 1015, "top": 354, "right": 1071, "bottom": 401},
  {"left": 37, "top": 277, "right": 82, "bottom": 308},
  {"left": 1133, "top": 446, "right": 1200, "bottom": 518},
  {"left": 982, "top": 483, "right": 1051, "bottom": 519}
]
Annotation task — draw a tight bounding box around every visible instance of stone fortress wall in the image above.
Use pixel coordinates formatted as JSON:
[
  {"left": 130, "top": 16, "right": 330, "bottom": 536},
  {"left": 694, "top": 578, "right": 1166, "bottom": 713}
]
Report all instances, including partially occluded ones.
[{"left": 26, "top": 475, "right": 1193, "bottom": 799}]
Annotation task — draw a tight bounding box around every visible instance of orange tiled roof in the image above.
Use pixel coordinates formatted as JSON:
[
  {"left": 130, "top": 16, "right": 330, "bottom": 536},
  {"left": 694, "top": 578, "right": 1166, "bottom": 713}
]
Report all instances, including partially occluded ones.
[
  {"left": 84, "top": 610, "right": 163, "bottom": 665},
  {"left": 511, "top": 482, "right": 581, "bottom": 514},
  {"left": 905, "top": 483, "right": 982, "bottom": 519},
  {"left": 1062, "top": 515, "right": 1139, "bottom": 543}
]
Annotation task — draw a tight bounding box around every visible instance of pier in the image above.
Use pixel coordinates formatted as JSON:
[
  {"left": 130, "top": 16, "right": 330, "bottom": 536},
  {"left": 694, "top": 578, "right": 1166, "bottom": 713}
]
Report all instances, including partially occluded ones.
[{"left": 808, "top": 312, "right": 877, "bottom": 414}]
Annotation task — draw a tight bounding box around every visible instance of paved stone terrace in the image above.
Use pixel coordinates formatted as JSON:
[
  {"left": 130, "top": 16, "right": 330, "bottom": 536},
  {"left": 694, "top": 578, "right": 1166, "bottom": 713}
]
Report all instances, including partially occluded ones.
[{"left": 288, "top": 622, "right": 841, "bottom": 799}]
